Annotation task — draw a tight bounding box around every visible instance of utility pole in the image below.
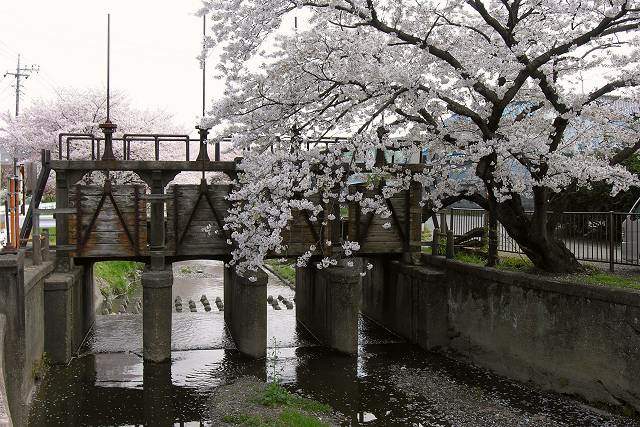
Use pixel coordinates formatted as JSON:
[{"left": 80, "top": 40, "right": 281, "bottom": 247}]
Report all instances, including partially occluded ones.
[{"left": 4, "top": 54, "right": 39, "bottom": 117}]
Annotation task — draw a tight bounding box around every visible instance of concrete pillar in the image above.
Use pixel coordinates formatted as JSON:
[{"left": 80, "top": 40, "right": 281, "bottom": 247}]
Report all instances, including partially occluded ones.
[
  {"left": 223, "top": 266, "right": 267, "bottom": 358},
  {"left": 142, "top": 267, "right": 173, "bottom": 363},
  {"left": 44, "top": 268, "right": 82, "bottom": 364},
  {"left": 296, "top": 264, "right": 361, "bottom": 354}
]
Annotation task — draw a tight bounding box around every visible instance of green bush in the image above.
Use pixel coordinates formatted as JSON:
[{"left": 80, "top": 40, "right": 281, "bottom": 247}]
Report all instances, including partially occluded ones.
[
  {"left": 95, "top": 261, "right": 143, "bottom": 298},
  {"left": 265, "top": 259, "right": 296, "bottom": 285}
]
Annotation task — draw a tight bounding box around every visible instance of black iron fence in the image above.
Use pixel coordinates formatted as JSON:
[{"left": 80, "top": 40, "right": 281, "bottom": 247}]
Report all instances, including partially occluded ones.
[{"left": 425, "top": 208, "right": 640, "bottom": 271}]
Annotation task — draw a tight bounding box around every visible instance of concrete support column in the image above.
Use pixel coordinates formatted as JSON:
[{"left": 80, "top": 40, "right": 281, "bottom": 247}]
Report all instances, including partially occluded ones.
[
  {"left": 223, "top": 266, "right": 267, "bottom": 358},
  {"left": 296, "top": 264, "right": 361, "bottom": 354},
  {"left": 142, "top": 267, "right": 173, "bottom": 363},
  {"left": 44, "top": 268, "right": 82, "bottom": 364}
]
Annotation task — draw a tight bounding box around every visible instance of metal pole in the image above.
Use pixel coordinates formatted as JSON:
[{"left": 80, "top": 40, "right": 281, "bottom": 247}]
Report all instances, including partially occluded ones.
[
  {"left": 15, "top": 55, "right": 20, "bottom": 117},
  {"left": 99, "top": 14, "right": 117, "bottom": 161},
  {"left": 609, "top": 211, "right": 615, "bottom": 272},
  {"left": 202, "top": 14, "right": 206, "bottom": 118},
  {"left": 106, "top": 14, "right": 111, "bottom": 122}
]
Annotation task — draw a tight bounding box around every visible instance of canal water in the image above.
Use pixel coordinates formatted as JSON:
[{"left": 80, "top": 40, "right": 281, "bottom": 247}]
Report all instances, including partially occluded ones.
[{"left": 28, "top": 261, "right": 640, "bottom": 426}]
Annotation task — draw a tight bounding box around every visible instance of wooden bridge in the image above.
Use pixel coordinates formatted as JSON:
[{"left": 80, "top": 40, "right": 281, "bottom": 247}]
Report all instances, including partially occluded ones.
[
  {"left": 5, "top": 130, "right": 425, "bottom": 365},
  {"left": 16, "top": 132, "right": 424, "bottom": 269}
]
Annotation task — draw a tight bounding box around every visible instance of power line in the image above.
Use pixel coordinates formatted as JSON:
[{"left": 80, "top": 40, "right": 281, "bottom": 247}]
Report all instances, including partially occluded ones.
[{"left": 3, "top": 54, "right": 39, "bottom": 117}]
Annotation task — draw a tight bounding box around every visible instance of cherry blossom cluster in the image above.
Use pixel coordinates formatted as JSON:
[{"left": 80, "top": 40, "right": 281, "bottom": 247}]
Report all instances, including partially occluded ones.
[{"left": 198, "top": 0, "right": 640, "bottom": 272}]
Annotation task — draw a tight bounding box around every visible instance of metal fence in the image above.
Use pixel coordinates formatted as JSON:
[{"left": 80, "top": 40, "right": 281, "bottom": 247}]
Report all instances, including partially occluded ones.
[{"left": 429, "top": 208, "right": 640, "bottom": 270}]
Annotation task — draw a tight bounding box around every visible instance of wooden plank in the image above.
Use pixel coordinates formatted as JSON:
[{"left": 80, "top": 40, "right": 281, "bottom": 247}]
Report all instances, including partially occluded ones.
[
  {"left": 166, "top": 184, "right": 231, "bottom": 256},
  {"left": 347, "top": 183, "right": 422, "bottom": 254},
  {"left": 68, "top": 184, "right": 148, "bottom": 258}
]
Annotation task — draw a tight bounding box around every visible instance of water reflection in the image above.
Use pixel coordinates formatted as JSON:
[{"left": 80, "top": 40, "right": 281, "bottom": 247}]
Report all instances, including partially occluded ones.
[
  {"left": 28, "top": 261, "right": 640, "bottom": 426},
  {"left": 29, "top": 338, "right": 640, "bottom": 426},
  {"left": 143, "top": 362, "right": 172, "bottom": 427}
]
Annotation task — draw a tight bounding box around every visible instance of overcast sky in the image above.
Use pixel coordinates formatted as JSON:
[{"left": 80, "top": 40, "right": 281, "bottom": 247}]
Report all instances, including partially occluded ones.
[{"left": 0, "top": 0, "right": 221, "bottom": 134}]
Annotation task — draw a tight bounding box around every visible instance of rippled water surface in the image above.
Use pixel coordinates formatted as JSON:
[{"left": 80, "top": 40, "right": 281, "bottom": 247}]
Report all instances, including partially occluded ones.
[{"left": 28, "top": 261, "right": 640, "bottom": 426}]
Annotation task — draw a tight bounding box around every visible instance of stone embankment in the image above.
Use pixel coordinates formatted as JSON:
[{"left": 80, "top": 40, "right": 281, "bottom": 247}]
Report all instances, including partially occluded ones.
[{"left": 363, "top": 253, "right": 640, "bottom": 413}]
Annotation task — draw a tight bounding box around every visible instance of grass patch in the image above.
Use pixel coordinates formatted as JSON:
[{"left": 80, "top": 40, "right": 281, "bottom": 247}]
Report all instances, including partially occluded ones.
[
  {"left": 213, "top": 376, "right": 335, "bottom": 427},
  {"left": 452, "top": 251, "right": 534, "bottom": 272},
  {"left": 278, "top": 409, "right": 329, "bottom": 427},
  {"left": 265, "top": 259, "right": 296, "bottom": 285},
  {"left": 223, "top": 410, "right": 329, "bottom": 427},
  {"left": 179, "top": 265, "right": 195, "bottom": 274},
  {"left": 454, "top": 252, "right": 485, "bottom": 266},
  {"left": 573, "top": 271, "right": 640, "bottom": 291},
  {"left": 259, "top": 382, "right": 331, "bottom": 414},
  {"left": 496, "top": 256, "right": 534, "bottom": 272},
  {"left": 95, "top": 261, "right": 143, "bottom": 298},
  {"left": 451, "top": 251, "right": 640, "bottom": 291}
]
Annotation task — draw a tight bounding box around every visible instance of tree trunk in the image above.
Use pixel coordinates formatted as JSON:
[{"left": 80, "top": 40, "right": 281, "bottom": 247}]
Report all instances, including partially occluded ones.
[{"left": 492, "top": 191, "right": 583, "bottom": 274}]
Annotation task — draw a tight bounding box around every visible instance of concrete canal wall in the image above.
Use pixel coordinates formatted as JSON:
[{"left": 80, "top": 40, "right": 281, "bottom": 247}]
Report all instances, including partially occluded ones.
[
  {"left": 296, "top": 264, "right": 361, "bottom": 355},
  {"left": 44, "top": 265, "right": 95, "bottom": 365},
  {"left": 371, "top": 254, "right": 640, "bottom": 412},
  {"left": 0, "top": 252, "right": 54, "bottom": 425},
  {"left": 361, "top": 258, "right": 448, "bottom": 350},
  {"left": 0, "top": 251, "right": 95, "bottom": 426}
]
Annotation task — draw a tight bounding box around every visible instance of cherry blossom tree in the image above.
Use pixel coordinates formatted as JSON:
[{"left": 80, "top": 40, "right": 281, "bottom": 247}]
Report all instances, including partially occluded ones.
[
  {"left": 201, "top": 0, "right": 640, "bottom": 273},
  {"left": 0, "top": 87, "right": 183, "bottom": 163}
]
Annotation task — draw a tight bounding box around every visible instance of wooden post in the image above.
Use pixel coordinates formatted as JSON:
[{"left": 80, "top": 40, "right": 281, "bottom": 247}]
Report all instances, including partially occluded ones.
[
  {"left": 439, "top": 211, "right": 447, "bottom": 234},
  {"left": 42, "top": 229, "right": 50, "bottom": 261},
  {"left": 32, "top": 209, "right": 41, "bottom": 265},
  {"left": 149, "top": 171, "right": 165, "bottom": 271},
  {"left": 432, "top": 229, "right": 440, "bottom": 255},
  {"left": 446, "top": 230, "right": 454, "bottom": 259},
  {"left": 55, "top": 170, "right": 71, "bottom": 272}
]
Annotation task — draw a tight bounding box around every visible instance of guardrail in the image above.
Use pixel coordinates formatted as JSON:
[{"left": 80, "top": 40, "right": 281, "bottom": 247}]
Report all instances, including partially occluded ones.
[{"left": 426, "top": 208, "right": 640, "bottom": 271}]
